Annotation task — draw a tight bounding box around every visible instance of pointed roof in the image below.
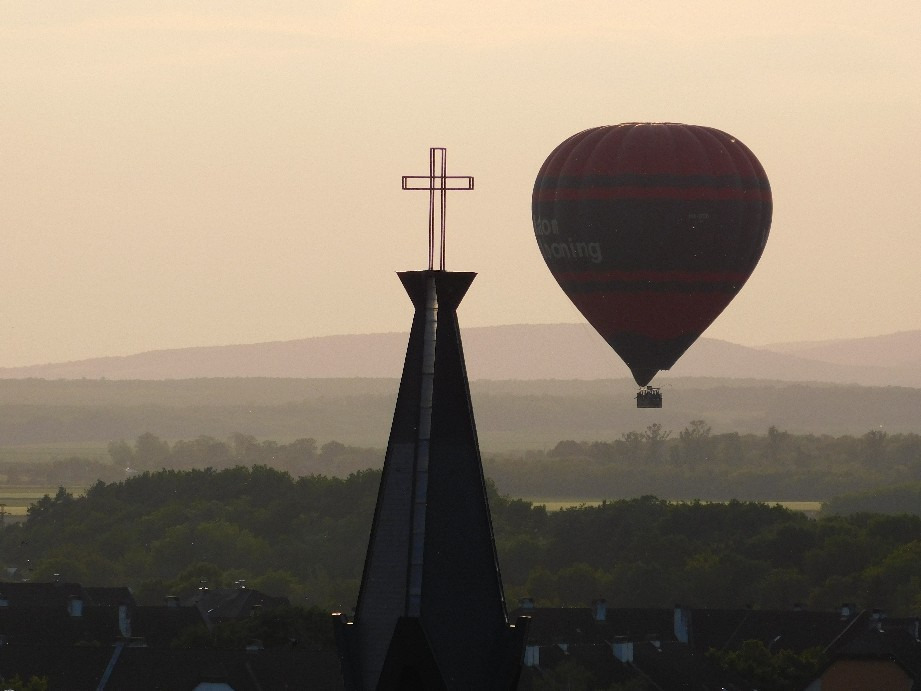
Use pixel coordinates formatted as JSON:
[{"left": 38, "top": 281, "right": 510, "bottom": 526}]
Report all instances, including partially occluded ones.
[{"left": 340, "top": 270, "right": 525, "bottom": 689}]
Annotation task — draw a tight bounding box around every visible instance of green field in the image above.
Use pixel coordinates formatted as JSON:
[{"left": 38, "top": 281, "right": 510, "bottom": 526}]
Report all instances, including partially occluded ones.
[
  {"left": 529, "top": 498, "right": 824, "bottom": 515},
  {"left": 0, "top": 443, "right": 108, "bottom": 464}
]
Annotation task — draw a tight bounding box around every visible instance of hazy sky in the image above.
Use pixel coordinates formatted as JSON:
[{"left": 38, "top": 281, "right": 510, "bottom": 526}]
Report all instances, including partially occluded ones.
[{"left": 2, "top": 1, "right": 919, "bottom": 367}]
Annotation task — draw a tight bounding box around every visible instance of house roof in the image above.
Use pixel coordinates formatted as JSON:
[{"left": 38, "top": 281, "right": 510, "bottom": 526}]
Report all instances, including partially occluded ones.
[
  {"left": 804, "top": 618, "right": 921, "bottom": 687},
  {"left": 509, "top": 604, "right": 858, "bottom": 655},
  {"left": 188, "top": 587, "right": 289, "bottom": 624},
  {"left": 604, "top": 607, "right": 678, "bottom": 642},
  {"left": 0, "top": 581, "right": 84, "bottom": 607},
  {"left": 510, "top": 605, "right": 869, "bottom": 690},
  {"left": 0, "top": 606, "right": 120, "bottom": 646},
  {"left": 85, "top": 586, "right": 136, "bottom": 606},
  {"left": 508, "top": 606, "right": 677, "bottom": 646},
  {"left": 0, "top": 644, "right": 345, "bottom": 690},
  {"left": 103, "top": 647, "right": 345, "bottom": 690},
  {"left": 0, "top": 580, "right": 207, "bottom": 650},
  {"left": 130, "top": 605, "right": 208, "bottom": 647},
  {"left": 509, "top": 607, "right": 607, "bottom": 645},
  {"left": 516, "top": 643, "right": 637, "bottom": 690},
  {"left": 686, "top": 607, "right": 856, "bottom": 654},
  {"left": 832, "top": 626, "right": 921, "bottom": 680},
  {"left": 0, "top": 581, "right": 343, "bottom": 688}
]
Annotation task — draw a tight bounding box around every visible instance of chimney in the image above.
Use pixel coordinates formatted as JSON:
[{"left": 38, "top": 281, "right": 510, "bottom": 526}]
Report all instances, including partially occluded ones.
[
  {"left": 165, "top": 595, "right": 180, "bottom": 608},
  {"left": 612, "top": 637, "right": 634, "bottom": 663},
  {"left": 871, "top": 609, "right": 885, "bottom": 631},
  {"left": 674, "top": 605, "right": 690, "bottom": 644},
  {"left": 841, "top": 603, "right": 856, "bottom": 619},
  {"left": 523, "top": 645, "right": 540, "bottom": 667},
  {"left": 68, "top": 595, "right": 83, "bottom": 618},
  {"left": 118, "top": 604, "right": 131, "bottom": 638},
  {"left": 591, "top": 599, "right": 607, "bottom": 622}
]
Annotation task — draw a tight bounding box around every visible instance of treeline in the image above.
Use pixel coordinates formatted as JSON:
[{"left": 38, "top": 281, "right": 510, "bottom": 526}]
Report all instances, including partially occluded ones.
[
  {"left": 6, "top": 424, "right": 921, "bottom": 503},
  {"left": 0, "top": 433, "right": 381, "bottom": 486},
  {"left": 4, "top": 467, "right": 921, "bottom": 617},
  {"left": 485, "top": 423, "right": 921, "bottom": 501},
  {"left": 822, "top": 483, "right": 921, "bottom": 516},
  {"left": 4, "top": 468, "right": 378, "bottom": 609},
  {"left": 108, "top": 432, "right": 381, "bottom": 478}
]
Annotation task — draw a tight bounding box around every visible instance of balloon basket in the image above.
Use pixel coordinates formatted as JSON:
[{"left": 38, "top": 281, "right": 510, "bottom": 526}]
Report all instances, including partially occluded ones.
[{"left": 636, "top": 387, "right": 663, "bottom": 409}]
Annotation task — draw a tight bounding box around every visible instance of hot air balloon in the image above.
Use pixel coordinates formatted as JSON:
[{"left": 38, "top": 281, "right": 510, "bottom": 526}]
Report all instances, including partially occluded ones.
[{"left": 533, "top": 123, "right": 772, "bottom": 407}]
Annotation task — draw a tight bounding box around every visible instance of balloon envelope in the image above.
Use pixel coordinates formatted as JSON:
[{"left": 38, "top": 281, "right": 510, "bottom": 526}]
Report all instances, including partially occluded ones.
[{"left": 533, "top": 123, "right": 772, "bottom": 386}]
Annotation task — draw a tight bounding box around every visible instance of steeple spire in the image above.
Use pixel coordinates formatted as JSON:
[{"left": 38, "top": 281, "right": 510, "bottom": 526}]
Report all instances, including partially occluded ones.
[{"left": 334, "top": 150, "right": 527, "bottom": 690}]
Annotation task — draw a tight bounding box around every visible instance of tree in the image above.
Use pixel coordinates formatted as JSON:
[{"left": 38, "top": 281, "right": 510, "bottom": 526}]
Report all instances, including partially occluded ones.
[
  {"left": 275, "top": 437, "right": 318, "bottom": 476},
  {"left": 766, "top": 426, "right": 790, "bottom": 465},
  {"left": 1, "top": 675, "right": 50, "bottom": 691},
  {"left": 861, "top": 540, "right": 921, "bottom": 614},
  {"left": 555, "top": 562, "right": 611, "bottom": 606},
  {"left": 642, "top": 423, "right": 671, "bottom": 463},
  {"left": 620, "top": 430, "right": 644, "bottom": 462},
  {"left": 861, "top": 429, "right": 888, "bottom": 466},
  {"left": 107, "top": 440, "right": 134, "bottom": 469},
  {"left": 171, "top": 604, "right": 335, "bottom": 650},
  {"left": 171, "top": 436, "right": 232, "bottom": 471},
  {"left": 232, "top": 433, "right": 261, "bottom": 461},
  {"left": 677, "top": 419, "right": 712, "bottom": 469},
  {"left": 133, "top": 433, "right": 171, "bottom": 471},
  {"left": 524, "top": 566, "right": 559, "bottom": 606},
  {"left": 550, "top": 440, "right": 587, "bottom": 458},
  {"left": 531, "top": 660, "right": 598, "bottom": 691},
  {"left": 707, "top": 639, "right": 824, "bottom": 691}
]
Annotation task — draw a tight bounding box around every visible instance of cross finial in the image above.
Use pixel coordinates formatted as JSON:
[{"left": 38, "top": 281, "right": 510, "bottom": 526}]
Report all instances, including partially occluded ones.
[{"left": 402, "top": 148, "right": 474, "bottom": 271}]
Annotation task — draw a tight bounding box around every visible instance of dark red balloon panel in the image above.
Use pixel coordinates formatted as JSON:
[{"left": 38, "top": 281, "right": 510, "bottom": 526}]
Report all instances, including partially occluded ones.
[{"left": 533, "top": 123, "right": 772, "bottom": 386}]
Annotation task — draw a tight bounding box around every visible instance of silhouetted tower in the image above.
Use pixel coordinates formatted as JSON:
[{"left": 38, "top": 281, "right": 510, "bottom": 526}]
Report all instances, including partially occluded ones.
[{"left": 334, "top": 149, "right": 528, "bottom": 689}]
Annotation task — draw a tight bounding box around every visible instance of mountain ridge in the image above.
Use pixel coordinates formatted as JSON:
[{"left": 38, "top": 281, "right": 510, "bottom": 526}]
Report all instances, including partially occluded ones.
[{"left": 1, "top": 324, "right": 918, "bottom": 388}]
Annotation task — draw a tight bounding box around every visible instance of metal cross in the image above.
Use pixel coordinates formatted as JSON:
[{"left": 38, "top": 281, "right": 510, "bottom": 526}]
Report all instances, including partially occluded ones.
[{"left": 402, "top": 147, "right": 474, "bottom": 271}]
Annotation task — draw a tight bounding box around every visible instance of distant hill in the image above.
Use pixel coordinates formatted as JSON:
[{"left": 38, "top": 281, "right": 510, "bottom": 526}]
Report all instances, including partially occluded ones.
[
  {"left": 1, "top": 324, "right": 920, "bottom": 387},
  {"left": 760, "top": 330, "right": 921, "bottom": 368}
]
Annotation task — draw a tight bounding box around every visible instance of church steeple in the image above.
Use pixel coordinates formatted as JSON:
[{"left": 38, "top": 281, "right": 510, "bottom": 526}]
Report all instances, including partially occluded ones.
[{"left": 334, "top": 150, "right": 527, "bottom": 690}]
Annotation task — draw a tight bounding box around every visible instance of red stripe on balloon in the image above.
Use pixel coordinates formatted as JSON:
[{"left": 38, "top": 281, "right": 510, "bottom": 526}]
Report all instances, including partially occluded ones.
[
  {"left": 534, "top": 186, "right": 771, "bottom": 202},
  {"left": 556, "top": 270, "right": 751, "bottom": 284},
  {"left": 565, "top": 290, "right": 734, "bottom": 341}
]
